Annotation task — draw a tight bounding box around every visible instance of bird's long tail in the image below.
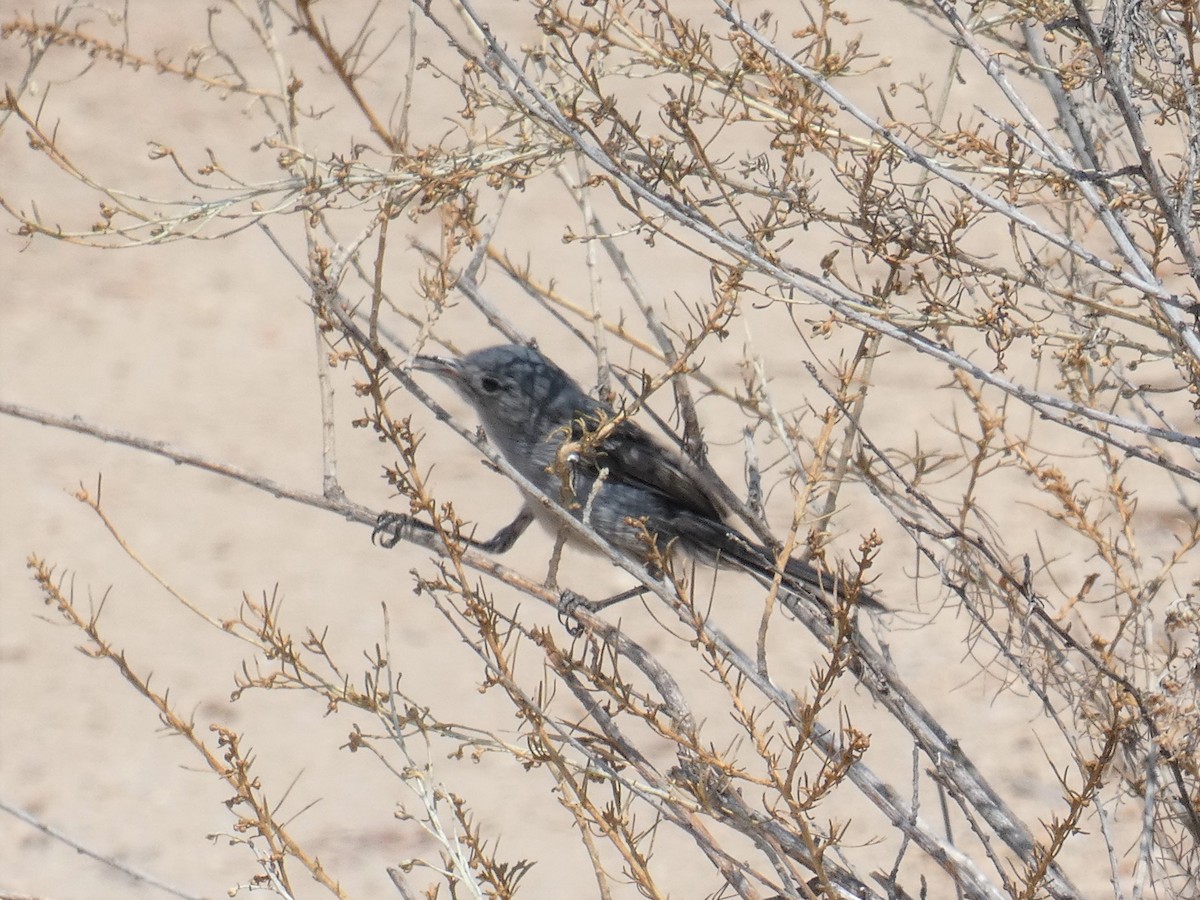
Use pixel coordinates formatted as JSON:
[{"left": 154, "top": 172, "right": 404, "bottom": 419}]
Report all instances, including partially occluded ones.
[{"left": 671, "top": 512, "right": 886, "bottom": 612}]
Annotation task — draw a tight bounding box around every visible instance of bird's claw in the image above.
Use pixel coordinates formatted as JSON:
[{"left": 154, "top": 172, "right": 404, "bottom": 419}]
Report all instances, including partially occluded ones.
[
  {"left": 557, "top": 590, "right": 590, "bottom": 637},
  {"left": 373, "top": 512, "right": 411, "bottom": 549}
]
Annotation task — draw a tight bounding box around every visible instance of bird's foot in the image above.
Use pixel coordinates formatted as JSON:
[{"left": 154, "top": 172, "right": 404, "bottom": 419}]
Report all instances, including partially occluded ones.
[
  {"left": 557, "top": 590, "right": 592, "bottom": 637},
  {"left": 372, "top": 512, "right": 413, "bottom": 549}
]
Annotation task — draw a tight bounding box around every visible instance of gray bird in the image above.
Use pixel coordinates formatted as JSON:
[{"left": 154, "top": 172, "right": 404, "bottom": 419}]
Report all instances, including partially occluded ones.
[{"left": 375, "top": 343, "right": 882, "bottom": 615}]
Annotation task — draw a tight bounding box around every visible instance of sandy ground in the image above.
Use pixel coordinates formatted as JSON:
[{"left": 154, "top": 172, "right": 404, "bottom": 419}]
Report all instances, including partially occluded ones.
[{"left": 0, "top": 3, "right": 1179, "bottom": 899}]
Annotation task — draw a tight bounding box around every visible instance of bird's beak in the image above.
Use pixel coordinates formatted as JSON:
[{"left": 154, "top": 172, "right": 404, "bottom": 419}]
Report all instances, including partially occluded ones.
[{"left": 412, "top": 354, "right": 462, "bottom": 384}]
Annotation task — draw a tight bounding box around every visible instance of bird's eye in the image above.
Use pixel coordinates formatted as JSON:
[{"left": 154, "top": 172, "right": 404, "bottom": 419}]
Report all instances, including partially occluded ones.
[{"left": 479, "top": 375, "right": 502, "bottom": 394}]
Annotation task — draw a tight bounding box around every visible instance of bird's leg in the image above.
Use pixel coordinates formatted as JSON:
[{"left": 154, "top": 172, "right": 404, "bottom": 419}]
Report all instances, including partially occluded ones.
[
  {"left": 471, "top": 506, "right": 537, "bottom": 552},
  {"left": 544, "top": 529, "right": 570, "bottom": 591},
  {"left": 373, "top": 506, "right": 535, "bottom": 553},
  {"left": 556, "top": 584, "right": 653, "bottom": 636},
  {"left": 555, "top": 558, "right": 673, "bottom": 635}
]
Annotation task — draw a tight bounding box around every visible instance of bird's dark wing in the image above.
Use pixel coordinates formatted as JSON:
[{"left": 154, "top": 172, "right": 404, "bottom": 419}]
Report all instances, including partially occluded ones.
[
  {"left": 550, "top": 390, "right": 723, "bottom": 522},
  {"left": 590, "top": 420, "right": 725, "bottom": 521}
]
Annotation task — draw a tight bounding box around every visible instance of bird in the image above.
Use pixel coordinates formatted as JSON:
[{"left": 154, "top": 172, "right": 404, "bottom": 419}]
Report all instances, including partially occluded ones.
[{"left": 374, "top": 343, "right": 883, "bottom": 617}]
